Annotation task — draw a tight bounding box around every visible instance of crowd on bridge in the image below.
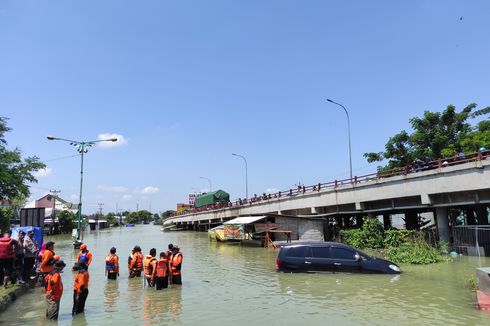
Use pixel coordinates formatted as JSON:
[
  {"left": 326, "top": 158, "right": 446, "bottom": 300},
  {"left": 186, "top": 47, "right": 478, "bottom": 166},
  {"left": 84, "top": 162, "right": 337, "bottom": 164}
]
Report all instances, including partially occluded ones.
[{"left": 0, "top": 230, "right": 184, "bottom": 320}]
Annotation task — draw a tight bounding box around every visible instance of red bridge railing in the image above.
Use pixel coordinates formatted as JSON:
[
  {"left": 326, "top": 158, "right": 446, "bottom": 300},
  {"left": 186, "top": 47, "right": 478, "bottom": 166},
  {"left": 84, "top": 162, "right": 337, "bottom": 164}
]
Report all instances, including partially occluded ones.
[{"left": 176, "top": 149, "right": 489, "bottom": 215}]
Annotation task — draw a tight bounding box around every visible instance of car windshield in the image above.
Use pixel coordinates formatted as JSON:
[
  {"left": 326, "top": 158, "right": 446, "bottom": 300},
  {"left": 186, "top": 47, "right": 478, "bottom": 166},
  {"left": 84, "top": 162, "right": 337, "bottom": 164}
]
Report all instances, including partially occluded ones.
[{"left": 356, "top": 249, "right": 373, "bottom": 260}]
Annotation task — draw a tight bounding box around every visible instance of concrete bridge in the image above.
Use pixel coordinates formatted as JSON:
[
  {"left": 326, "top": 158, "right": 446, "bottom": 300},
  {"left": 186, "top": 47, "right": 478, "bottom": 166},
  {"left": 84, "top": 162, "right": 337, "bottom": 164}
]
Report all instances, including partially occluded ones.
[{"left": 166, "top": 155, "right": 490, "bottom": 244}]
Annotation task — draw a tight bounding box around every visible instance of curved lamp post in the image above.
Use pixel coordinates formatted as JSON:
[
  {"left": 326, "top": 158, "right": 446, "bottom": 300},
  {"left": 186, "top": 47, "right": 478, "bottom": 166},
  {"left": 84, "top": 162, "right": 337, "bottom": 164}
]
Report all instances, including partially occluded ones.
[
  {"left": 327, "top": 99, "right": 353, "bottom": 182},
  {"left": 232, "top": 153, "right": 248, "bottom": 199},
  {"left": 47, "top": 136, "right": 117, "bottom": 244},
  {"left": 199, "top": 176, "right": 212, "bottom": 192}
]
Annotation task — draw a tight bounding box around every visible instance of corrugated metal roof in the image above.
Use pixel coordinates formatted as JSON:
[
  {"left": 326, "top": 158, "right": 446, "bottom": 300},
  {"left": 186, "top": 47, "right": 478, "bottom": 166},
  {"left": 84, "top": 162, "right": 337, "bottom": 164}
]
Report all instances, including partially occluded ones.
[{"left": 223, "top": 215, "right": 266, "bottom": 225}]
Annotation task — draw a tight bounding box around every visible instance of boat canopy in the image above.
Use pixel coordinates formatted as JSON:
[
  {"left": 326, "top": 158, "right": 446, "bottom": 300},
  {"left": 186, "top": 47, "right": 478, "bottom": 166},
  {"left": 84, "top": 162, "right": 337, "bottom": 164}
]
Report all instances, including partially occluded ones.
[
  {"left": 194, "top": 190, "right": 230, "bottom": 208},
  {"left": 223, "top": 215, "right": 267, "bottom": 225}
]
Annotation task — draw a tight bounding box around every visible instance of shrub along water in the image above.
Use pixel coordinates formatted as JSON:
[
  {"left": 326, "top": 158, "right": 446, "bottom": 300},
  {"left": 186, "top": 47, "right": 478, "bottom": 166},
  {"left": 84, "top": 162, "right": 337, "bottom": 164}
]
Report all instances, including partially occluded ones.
[{"left": 340, "top": 217, "right": 447, "bottom": 264}]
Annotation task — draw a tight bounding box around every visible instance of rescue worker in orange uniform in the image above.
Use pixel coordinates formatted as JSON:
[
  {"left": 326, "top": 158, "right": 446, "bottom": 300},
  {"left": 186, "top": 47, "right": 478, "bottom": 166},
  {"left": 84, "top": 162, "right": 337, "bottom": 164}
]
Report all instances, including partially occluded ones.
[
  {"left": 170, "top": 246, "right": 183, "bottom": 285},
  {"left": 143, "top": 248, "right": 157, "bottom": 287},
  {"left": 74, "top": 244, "right": 92, "bottom": 270},
  {"left": 39, "top": 241, "right": 56, "bottom": 285},
  {"left": 105, "top": 247, "right": 119, "bottom": 280},
  {"left": 44, "top": 260, "right": 66, "bottom": 320},
  {"left": 129, "top": 246, "right": 143, "bottom": 278},
  {"left": 151, "top": 251, "right": 169, "bottom": 290},
  {"left": 72, "top": 262, "right": 89, "bottom": 315}
]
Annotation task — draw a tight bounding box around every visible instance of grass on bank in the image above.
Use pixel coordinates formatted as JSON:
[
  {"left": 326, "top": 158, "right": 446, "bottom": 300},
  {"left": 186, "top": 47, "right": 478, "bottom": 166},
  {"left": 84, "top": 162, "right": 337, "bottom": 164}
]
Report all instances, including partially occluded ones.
[{"left": 340, "top": 217, "right": 449, "bottom": 265}]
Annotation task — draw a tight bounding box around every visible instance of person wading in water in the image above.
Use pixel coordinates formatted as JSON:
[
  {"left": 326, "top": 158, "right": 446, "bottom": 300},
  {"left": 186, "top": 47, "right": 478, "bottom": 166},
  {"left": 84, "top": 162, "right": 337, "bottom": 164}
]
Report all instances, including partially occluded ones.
[
  {"left": 44, "top": 260, "right": 66, "bottom": 320},
  {"left": 105, "top": 247, "right": 119, "bottom": 280},
  {"left": 143, "top": 248, "right": 157, "bottom": 287},
  {"left": 129, "top": 246, "right": 143, "bottom": 278},
  {"left": 151, "top": 252, "right": 169, "bottom": 290},
  {"left": 72, "top": 262, "right": 89, "bottom": 315}
]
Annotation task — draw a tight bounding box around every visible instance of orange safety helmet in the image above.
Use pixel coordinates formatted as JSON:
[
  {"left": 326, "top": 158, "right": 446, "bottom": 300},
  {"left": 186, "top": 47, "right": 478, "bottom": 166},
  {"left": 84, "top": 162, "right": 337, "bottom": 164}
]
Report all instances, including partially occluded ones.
[{"left": 80, "top": 244, "right": 87, "bottom": 250}]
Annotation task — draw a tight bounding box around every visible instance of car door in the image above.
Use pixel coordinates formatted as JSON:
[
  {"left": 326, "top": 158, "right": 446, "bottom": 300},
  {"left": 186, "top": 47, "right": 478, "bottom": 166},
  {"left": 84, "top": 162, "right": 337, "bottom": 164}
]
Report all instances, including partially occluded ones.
[
  {"left": 282, "top": 245, "right": 310, "bottom": 271},
  {"left": 307, "top": 245, "right": 334, "bottom": 272},
  {"left": 331, "top": 247, "right": 361, "bottom": 273}
]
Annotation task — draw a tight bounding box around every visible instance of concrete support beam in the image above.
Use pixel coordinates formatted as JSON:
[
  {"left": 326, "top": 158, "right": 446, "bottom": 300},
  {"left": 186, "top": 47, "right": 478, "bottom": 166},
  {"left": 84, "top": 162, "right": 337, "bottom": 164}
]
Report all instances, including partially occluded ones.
[
  {"left": 421, "top": 193, "right": 431, "bottom": 205},
  {"left": 311, "top": 207, "right": 318, "bottom": 214},
  {"left": 435, "top": 207, "right": 450, "bottom": 243}
]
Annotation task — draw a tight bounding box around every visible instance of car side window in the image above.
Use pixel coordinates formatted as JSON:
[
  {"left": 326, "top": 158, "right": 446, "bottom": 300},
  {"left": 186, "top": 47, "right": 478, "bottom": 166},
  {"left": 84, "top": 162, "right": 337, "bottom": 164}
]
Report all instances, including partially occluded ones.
[
  {"left": 311, "top": 246, "right": 331, "bottom": 258},
  {"left": 332, "top": 247, "right": 356, "bottom": 260},
  {"left": 286, "top": 246, "right": 308, "bottom": 258}
]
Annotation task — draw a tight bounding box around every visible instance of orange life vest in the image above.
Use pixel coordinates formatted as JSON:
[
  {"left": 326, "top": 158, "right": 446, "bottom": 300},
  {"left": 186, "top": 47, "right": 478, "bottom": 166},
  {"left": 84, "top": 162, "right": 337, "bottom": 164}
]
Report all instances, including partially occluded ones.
[
  {"left": 73, "top": 270, "right": 89, "bottom": 293},
  {"left": 40, "top": 249, "right": 56, "bottom": 273},
  {"left": 143, "top": 255, "right": 156, "bottom": 276},
  {"left": 171, "top": 252, "right": 183, "bottom": 275},
  {"left": 155, "top": 259, "right": 168, "bottom": 277},
  {"left": 130, "top": 252, "right": 143, "bottom": 271},
  {"left": 45, "top": 272, "right": 63, "bottom": 301},
  {"left": 105, "top": 254, "right": 119, "bottom": 272}
]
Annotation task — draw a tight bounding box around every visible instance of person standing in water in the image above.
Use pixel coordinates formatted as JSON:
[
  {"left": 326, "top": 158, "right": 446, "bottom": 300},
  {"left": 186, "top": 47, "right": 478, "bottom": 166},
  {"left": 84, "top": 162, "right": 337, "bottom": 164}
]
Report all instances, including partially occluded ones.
[{"left": 105, "top": 247, "right": 119, "bottom": 280}]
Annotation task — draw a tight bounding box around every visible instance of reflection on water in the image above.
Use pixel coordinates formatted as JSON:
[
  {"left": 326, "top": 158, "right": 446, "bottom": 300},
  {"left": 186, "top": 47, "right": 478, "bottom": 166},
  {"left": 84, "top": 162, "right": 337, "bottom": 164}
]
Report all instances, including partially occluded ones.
[{"left": 1, "top": 226, "right": 490, "bottom": 325}]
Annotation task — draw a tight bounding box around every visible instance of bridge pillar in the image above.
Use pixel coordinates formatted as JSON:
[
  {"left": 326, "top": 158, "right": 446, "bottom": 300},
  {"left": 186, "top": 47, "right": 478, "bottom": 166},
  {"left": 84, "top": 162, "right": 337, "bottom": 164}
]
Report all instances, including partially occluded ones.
[
  {"left": 476, "top": 205, "right": 489, "bottom": 224},
  {"left": 383, "top": 213, "right": 392, "bottom": 230},
  {"left": 311, "top": 207, "right": 317, "bottom": 214},
  {"left": 343, "top": 216, "right": 351, "bottom": 228},
  {"left": 405, "top": 211, "right": 419, "bottom": 230},
  {"left": 435, "top": 208, "right": 450, "bottom": 243},
  {"left": 356, "top": 215, "right": 364, "bottom": 227},
  {"left": 466, "top": 208, "right": 476, "bottom": 225}
]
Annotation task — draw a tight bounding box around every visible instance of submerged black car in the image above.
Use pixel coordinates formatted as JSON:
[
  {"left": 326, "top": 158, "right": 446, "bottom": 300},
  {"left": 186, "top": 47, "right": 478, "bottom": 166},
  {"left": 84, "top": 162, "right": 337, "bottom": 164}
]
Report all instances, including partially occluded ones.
[{"left": 276, "top": 242, "right": 401, "bottom": 274}]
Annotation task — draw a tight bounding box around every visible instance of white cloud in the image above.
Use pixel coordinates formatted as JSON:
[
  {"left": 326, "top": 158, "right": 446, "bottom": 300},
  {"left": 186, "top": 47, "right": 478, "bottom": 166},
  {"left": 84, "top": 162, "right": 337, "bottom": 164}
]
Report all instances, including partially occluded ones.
[
  {"left": 122, "top": 194, "right": 133, "bottom": 201},
  {"left": 139, "top": 186, "right": 159, "bottom": 194},
  {"left": 97, "top": 185, "right": 128, "bottom": 193},
  {"left": 97, "top": 133, "right": 128, "bottom": 148},
  {"left": 33, "top": 167, "right": 52, "bottom": 178}
]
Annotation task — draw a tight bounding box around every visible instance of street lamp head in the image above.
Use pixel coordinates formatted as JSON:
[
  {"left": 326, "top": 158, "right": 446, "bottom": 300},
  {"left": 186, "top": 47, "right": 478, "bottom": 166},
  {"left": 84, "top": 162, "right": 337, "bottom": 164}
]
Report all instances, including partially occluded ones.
[
  {"left": 47, "top": 136, "right": 56, "bottom": 140},
  {"left": 110, "top": 138, "right": 118, "bottom": 142},
  {"left": 326, "top": 99, "right": 333, "bottom": 103}
]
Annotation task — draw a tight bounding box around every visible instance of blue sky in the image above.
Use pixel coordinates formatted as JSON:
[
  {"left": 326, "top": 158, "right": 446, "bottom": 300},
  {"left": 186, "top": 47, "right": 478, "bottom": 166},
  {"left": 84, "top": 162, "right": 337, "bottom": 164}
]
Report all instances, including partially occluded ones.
[{"left": 1, "top": 1, "right": 489, "bottom": 214}]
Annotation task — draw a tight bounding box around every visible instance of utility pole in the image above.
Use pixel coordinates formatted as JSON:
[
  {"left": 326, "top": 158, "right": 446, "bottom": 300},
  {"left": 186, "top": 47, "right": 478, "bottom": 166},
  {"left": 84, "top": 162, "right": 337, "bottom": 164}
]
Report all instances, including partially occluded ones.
[
  {"left": 97, "top": 203, "right": 104, "bottom": 230},
  {"left": 49, "top": 190, "right": 61, "bottom": 223}
]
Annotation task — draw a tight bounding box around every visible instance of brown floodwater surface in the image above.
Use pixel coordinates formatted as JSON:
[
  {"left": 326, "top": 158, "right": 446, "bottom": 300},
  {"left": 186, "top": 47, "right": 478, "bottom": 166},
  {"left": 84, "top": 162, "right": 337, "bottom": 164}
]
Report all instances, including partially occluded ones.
[{"left": 2, "top": 225, "right": 490, "bottom": 325}]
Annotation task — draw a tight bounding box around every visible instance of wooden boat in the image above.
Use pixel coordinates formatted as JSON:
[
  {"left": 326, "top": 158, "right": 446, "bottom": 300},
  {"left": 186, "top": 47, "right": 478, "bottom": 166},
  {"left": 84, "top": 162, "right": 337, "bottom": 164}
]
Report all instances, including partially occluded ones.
[{"left": 208, "top": 225, "right": 225, "bottom": 241}]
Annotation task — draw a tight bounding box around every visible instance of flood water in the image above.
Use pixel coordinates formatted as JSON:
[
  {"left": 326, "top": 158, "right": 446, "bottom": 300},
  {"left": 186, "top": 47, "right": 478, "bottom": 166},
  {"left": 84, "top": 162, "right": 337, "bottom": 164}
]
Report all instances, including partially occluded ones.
[{"left": 2, "top": 225, "right": 490, "bottom": 325}]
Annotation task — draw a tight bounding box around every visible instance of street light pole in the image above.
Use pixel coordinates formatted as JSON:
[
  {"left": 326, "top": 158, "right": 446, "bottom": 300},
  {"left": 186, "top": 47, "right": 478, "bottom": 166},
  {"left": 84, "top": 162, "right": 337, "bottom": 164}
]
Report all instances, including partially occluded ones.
[
  {"left": 47, "top": 136, "right": 117, "bottom": 244},
  {"left": 232, "top": 153, "right": 248, "bottom": 199},
  {"left": 327, "top": 99, "right": 353, "bottom": 181},
  {"left": 199, "top": 176, "right": 212, "bottom": 191}
]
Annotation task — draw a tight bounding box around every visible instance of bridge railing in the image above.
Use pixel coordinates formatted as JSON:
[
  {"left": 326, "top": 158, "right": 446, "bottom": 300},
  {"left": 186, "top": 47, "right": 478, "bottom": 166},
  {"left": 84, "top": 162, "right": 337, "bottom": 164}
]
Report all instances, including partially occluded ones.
[{"left": 174, "top": 149, "right": 489, "bottom": 216}]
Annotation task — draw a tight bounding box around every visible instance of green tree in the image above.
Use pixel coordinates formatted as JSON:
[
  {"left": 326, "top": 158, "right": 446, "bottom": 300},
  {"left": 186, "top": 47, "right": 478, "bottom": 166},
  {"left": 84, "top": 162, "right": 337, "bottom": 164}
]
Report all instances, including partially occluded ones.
[
  {"left": 0, "top": 117, "right": 46, "bottom": 202},
  {"left": 58, "top": 210, "right": 76, "bottom": 233},
  {"left": 364, "top": 104, "right": 490, "bottom": 169},
  {"left": 0, "top": 207, "right": 14, "bottom": 233}
]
